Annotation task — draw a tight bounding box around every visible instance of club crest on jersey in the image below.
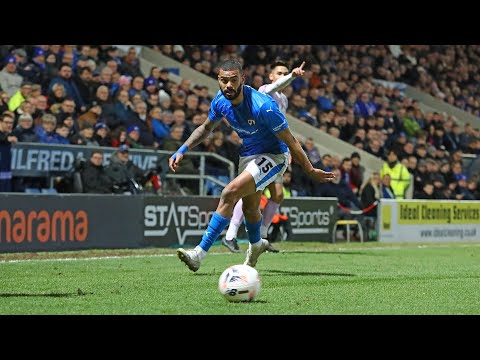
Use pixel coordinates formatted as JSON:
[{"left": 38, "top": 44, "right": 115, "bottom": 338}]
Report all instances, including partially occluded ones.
[{"left": 248, "top": 119, "right": 255, "bottom": 126}]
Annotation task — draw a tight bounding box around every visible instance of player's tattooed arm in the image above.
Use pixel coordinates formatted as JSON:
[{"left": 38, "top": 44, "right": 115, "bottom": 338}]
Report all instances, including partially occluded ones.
[{"left": 185, "top": 118, "right": 220, "bottom": 150}]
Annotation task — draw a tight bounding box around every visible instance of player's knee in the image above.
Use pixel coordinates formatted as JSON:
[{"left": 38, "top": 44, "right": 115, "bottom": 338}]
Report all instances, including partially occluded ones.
[
  {"left": 271, "top": 192, "right": 284, "bottom": 203},
  {"left": 220, "top": 186, "right": 240, "bottom": 205}
]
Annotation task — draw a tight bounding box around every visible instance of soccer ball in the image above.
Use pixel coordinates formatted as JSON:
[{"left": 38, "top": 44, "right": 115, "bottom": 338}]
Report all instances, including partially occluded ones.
[{"left": 218, "top": 264, "right": 261, "bottom": 302}]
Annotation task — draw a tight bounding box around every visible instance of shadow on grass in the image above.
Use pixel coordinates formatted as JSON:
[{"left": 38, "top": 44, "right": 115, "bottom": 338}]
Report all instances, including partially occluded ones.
[
  {"left": 264, "top": 269, "right": 355, "bottom": 277},
  {"left": 0, "top": 293, "right": 74, "bottom": 298},
  {"left": 284, "top": 251, "right": 367, "bottom": 255}
]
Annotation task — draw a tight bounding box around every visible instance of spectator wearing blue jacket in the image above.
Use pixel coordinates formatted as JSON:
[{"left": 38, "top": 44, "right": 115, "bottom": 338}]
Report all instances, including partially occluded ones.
[{"left": 148, "top": 106, "right": 170, "bottom": 145}]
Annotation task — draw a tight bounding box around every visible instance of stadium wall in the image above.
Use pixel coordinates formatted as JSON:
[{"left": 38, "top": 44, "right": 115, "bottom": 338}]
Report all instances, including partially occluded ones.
[{"left": 0, "top": 194, "right": 339, "bottom": 253}]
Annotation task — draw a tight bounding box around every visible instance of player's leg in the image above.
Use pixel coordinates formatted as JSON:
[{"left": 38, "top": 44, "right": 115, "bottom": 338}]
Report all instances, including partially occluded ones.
[
  {"left": 222, "top": 198, "right": 244, "bottom": 253},
  {"left": 261, "top": 181, "right": 283, "bottom": 253},
  {"left": 261, "top": 180, "right": 284, "bottom": 238},
  {"left": 241, "top": 153, "right": 289, "bottom": 267},
  {"left": 177, "top": 170, "right": 256, "bottom": 272}
]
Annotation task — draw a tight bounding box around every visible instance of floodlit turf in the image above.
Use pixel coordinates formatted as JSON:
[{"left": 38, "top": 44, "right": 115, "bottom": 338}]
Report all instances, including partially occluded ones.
[{"left": 1, "top": 241, "right": 480, "bottom": 315}]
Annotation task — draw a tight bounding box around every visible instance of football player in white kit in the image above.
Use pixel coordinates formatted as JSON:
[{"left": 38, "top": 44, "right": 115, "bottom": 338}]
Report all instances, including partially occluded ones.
[{"left": 223, "top": 60, "right": 306, "bottom": 253}]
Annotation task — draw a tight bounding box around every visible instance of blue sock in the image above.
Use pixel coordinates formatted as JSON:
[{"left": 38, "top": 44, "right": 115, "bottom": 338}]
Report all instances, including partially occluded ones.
[
  {"left": 245, "top": 219, "right": 262, "bottom": 244},
  {"left": 199, "top": 212, "right": 230, "bottom": 252}
]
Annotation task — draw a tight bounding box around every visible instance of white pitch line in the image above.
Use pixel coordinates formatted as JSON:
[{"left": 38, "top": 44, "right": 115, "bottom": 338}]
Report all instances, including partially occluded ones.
[
  {"left": 0, "top": 251, "right": 233, "bottom": 264},
  {"left": 2, "top": 242, "right": 480, "bottom": 264}
]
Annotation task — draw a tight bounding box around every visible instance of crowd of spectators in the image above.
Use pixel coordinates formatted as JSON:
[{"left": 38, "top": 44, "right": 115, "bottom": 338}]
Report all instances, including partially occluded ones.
[
  {"left": 152, "top": 44, "right": 480, "bottom": 202},
  {"left": 1, "top": 45, "right": 480, "bottom": 203},
  {"left": 0, "top": 45, "right": 234, "bottom": 195}
]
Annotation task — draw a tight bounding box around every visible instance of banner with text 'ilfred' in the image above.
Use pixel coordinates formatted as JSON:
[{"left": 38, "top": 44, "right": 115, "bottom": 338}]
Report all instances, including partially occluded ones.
[{"left": 378, "top": 199, "right": 480, "bottom": 242}]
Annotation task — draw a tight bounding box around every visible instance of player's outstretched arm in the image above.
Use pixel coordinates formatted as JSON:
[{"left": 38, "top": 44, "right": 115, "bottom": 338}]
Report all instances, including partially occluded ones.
[
  {"left": 275, "top": 127, "right": 335, "bottom": 183},
  {"left": 261, "top": 61, "right": 306, "bottom": 95},
  {"left": 169, "top": 118, "right": 220, "bottom": 172}
]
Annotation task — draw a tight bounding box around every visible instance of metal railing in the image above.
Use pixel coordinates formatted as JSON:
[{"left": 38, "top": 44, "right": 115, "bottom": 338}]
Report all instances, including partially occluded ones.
[
  {"left": 164, "top": 150, "right": 235, "bottom": 195},
  {"left": 11, "top": 142, "right": 235, "bottom": 196}
]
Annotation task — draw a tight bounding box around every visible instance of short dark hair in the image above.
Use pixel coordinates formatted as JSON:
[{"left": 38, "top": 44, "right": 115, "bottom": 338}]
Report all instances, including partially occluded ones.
[
  {"left": 270, "top": 60, "right": 289, "bottom": 71},
  {"left": 218, "top": 59, "right": 243, "bottom": 73}
]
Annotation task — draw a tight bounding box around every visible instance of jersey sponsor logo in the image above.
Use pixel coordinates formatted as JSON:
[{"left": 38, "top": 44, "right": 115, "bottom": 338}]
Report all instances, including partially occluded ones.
[
  {"left": 230, "top": 125, "right": 258, "bottom": 136},
  {"left": 248, "top": 119, "right": 255, "bottom": 126}
]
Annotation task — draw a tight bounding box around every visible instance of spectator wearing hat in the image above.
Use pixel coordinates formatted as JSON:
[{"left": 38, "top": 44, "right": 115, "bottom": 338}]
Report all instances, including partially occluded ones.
[
  {"left": 111, "top": 75, "right": 131, "bottom": 97},
  {"left": 20, "top": 48, "right": 46, "bottom": 86},
  {"left": 80, "top": 150, "right": 113, "bottom": 194},
  {"left": 126, "top": 125, "right": 143, "bottom": 149},
  {"left": 144, "top": 77, "right": 158, "bottom": 96},
  {"left": 453, "top": 174, "right": 472, "bottom": 200},
  {"left": 105, "top": 144, "right": 144, "bottom": 194},
  {"left": 8, "top": 81, "right": 32, "bottom": 113},
  {"left": 172, "top": 45, "right": 186, "bottom": 63},
  {"left": 0, "top": 54, "right": 23, "bottom": 97},
  {"left": 93, "top": 122, "right": 111, "bottom": 147},
  {"left": 11, "top": 48, "right": 27, "bottom": 63},
  {"left": 157, "top": 68, "right": 171, "bottom": 91},
  {"left": 48, "top": 64, "right": 85, "bottom": 111}
]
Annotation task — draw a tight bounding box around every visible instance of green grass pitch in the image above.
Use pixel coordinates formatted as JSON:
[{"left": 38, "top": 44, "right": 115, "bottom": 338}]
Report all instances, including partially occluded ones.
[{"left": 1, "top": 241, "right": 479, "bottom": 315}]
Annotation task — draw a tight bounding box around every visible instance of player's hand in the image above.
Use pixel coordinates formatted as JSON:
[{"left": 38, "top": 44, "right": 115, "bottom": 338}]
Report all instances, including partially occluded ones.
[
  {"left": 309, "top": 168, "right": 336, "bottom": 183},
  {"left": 291, "top": 61, "right": 305, "bottom": 78},
  {"left": 169, "top": 153, "right": 184, "bottom": 173}
]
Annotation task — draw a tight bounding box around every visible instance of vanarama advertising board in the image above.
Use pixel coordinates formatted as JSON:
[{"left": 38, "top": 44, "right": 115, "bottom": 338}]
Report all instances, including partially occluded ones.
[{"left": 378, "top": 199, "right": 480, "bottom": 242}]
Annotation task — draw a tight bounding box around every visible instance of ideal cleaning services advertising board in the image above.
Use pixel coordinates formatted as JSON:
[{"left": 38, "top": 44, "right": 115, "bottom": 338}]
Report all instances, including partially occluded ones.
[{"left": 378, "top": 199, "right": 480, "bottom": 242}]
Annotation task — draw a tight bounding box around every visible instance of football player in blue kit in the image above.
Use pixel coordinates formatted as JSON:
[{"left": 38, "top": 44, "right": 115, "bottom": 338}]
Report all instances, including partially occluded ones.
[{"left": 169, "top": 59, "right": 335, "bottom": 272}]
